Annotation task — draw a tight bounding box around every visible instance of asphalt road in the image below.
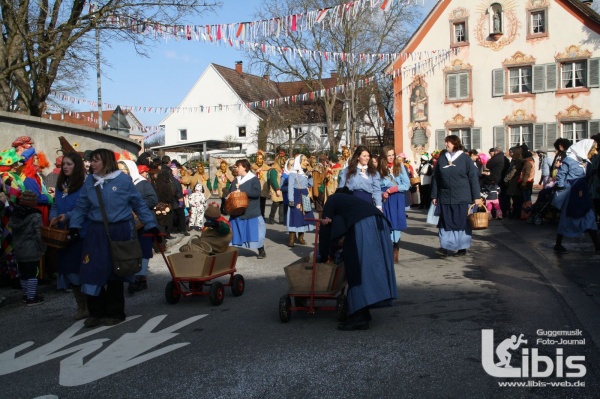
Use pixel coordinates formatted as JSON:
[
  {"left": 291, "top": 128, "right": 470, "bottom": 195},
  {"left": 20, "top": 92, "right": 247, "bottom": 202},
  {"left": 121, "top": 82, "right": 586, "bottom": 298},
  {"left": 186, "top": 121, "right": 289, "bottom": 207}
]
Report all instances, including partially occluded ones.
[{"left": 1, "top": 206, "right": 599, "bottom": 399}]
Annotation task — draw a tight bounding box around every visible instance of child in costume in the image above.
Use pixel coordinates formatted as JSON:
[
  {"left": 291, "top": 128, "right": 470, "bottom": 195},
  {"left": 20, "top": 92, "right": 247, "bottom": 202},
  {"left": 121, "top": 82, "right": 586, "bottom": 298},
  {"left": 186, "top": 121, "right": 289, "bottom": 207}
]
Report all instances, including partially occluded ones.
[{"left": 188, "top": 183, "right": 207, "bottom": 231}]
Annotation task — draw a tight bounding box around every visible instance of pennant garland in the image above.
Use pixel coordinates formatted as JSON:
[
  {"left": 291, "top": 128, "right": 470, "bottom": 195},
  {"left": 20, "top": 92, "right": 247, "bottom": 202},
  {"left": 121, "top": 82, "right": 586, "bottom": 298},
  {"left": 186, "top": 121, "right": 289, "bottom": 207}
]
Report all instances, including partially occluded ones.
[
  {"left": 100, "top": 0, "right": 426, "bottom": 44},
  {"left": 49, "top": 47, "right": 456, "bottom": 132}
]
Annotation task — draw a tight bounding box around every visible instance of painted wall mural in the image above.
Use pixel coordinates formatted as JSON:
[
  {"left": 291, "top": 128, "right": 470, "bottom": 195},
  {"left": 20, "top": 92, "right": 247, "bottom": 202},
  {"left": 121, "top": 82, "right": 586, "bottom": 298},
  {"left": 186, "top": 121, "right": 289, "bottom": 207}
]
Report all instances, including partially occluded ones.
[
  {"left": 408, "top": 76, "right": 431, "bottom": 158},
  {"left": 475, "top": 1, "right": 520, "bottom": 51}
]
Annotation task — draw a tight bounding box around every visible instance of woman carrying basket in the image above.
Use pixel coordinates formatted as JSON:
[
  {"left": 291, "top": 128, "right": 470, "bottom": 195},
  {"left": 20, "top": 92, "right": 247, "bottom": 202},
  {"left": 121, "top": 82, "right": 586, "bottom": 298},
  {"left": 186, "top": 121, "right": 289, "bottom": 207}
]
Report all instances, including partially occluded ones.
[
  {"left": 431, "top": 135, "right": 482, "bottom": 258},
  {"left": 69, "top": 149, "right": 160, "bottom": 327},
  {"left": 49, "top": 152, "right": 89, "bottom": 319},
  {"left": 227, "top": 159, "right": 266, "bottom": 259}
]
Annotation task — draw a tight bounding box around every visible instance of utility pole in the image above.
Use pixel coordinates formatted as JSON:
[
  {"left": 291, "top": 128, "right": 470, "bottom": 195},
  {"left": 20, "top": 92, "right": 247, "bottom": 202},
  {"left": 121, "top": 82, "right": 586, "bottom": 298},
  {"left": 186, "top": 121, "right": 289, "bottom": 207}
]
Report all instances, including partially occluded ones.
[{"left": 96, "top": 22, "right": 103, "bottom": 129}]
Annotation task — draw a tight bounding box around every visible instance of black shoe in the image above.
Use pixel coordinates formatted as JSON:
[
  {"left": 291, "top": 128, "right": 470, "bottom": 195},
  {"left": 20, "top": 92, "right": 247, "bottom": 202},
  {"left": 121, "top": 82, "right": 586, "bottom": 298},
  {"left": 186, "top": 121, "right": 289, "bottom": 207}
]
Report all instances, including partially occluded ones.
[
  {"left": 434, "top": 248, "right": 448, "bottom": 258},
  {"left": 554, "top": 244, "right": 567, "bottom": 253},
  {"left": 337, "top": 319, "right": 369, "bottom": 331},
  {"left": 26, "top": 296, "right": 45, "bottom": 306},
  {"left": 84, "top": 317, "right": 101, "bottom": 327},
  {"left": 454, "top": 249, "right": 467, "bottom": 257},
  {"left": 257, "top": 247, "right": 266, "bottom": 259}
]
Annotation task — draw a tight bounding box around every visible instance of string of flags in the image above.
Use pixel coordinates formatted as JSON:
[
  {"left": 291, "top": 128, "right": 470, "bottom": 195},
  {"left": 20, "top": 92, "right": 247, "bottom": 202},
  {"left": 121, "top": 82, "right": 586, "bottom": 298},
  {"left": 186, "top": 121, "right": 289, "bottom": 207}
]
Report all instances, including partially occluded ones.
[
  {"left": 49, "top": 47, "right": 456, "bottom": 133},
  {"left": 97, "top": 0, "right": 425, "bottom": 44}
]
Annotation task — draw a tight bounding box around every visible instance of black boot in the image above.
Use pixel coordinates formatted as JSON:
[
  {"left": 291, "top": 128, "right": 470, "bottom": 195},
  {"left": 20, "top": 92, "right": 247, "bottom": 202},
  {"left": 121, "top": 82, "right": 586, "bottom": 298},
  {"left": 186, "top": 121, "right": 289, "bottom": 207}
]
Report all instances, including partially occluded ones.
[
  {"left": 257, "top": 247, "right": 266, "bottom": 259},
  {"left": 338, "top": 308, "right": 370, "bottom": 331},
  {"left": 554, "top": 234, "right": 567, "bottom": 253}
]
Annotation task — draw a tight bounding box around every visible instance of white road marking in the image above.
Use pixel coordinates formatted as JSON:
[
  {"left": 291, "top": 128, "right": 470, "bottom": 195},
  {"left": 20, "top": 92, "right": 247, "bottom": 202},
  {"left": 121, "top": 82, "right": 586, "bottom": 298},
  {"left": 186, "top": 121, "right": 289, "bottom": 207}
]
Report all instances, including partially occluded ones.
[{"left": 0, "top": 314, "right": 207, "bottom": 386}]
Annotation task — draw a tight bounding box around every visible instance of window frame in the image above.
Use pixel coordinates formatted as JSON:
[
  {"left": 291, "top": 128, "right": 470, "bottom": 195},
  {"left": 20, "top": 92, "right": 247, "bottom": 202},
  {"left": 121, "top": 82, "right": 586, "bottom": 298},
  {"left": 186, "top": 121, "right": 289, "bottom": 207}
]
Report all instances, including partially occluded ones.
[
  {"left": 238, "top": 126, "right": 247, "bottom": 138},
  {"left": 179, "top": 129, "right": 187, "bottom": 141},
  {"left": 450, "top": 18, "right": 469, "bottom": 48},
  {"left": 445, "top": 70, "right": 472, "bottom": 103},
  {"left": 561, "top": 121, "right": 588, "bottom": 143},
  {"left": 508, "top": 66, "right": 533, "bottom": 94},
  {"left": 508, "top": 124, "right": 534, "bottom": 150},
  {"left": 560, "top": 60, "right": 587, "bottom": 89},
  {"left": 527, "top": 8, "right": 548, "bottom": 40},
  {"left": 449, "top": 128, "right": 472, "bottom": 149}
]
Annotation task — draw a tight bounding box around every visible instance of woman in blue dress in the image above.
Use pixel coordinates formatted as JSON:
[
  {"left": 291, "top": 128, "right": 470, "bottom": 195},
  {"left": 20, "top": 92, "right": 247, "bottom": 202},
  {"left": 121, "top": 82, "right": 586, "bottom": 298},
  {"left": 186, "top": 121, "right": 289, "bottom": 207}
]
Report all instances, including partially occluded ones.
[
  {"left": 228, "top": 159, "right": 266, "bottom": 259},
  {"left": 553, "top": 139, "right": 599, "bottom": 253},
  {"left": 319, "top": 192, "right": 397, "bottom": 331},
  {"left": 338, "top": 146, "right": 382, "bottom": 210},
  {"left": 378, "top": 146, "right": 410, "bottom": 263},
  {"left": 69, "top": 149, "right": 160, "bottom": 327},
  {"left": 286, "top": 154, "right": 315, "bottom": 247},
  {"left": 280, "top": 158, "right": 294, "bottom": 227},
  {"left": 49, "top": 152, "right": 89, "bottom": 320}
]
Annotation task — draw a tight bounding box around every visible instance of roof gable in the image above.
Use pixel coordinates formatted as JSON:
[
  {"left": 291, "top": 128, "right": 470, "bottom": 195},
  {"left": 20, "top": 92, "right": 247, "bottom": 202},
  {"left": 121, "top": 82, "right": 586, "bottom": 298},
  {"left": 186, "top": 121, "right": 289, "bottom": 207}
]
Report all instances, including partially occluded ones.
[{"left": 391, "top": 0, "right": 600, "bottom": 71}]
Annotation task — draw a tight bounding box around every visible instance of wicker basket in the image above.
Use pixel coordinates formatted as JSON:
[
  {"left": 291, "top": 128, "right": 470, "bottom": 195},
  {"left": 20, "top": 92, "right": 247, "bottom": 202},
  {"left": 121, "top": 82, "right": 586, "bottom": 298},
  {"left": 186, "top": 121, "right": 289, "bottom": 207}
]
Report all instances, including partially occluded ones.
[
  {"left": 225, "top": 191, "right": 248, "bottom": 216},
  {"left": 467, "top": 204, "right": 489, "bottom": 230},
  {"left": 410, "top": 177, "right": 421, "bottom": 186},
  {"left": 41, "top": 225, "right": 69, "bottom": 249}
]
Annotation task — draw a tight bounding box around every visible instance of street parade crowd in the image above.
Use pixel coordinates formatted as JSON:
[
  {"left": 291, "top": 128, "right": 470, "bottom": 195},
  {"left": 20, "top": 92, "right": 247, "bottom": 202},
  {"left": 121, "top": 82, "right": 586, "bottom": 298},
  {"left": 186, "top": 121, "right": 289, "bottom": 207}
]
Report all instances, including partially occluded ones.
[{"left": 1, "top": 133, "right": 600, "bottom": 330}]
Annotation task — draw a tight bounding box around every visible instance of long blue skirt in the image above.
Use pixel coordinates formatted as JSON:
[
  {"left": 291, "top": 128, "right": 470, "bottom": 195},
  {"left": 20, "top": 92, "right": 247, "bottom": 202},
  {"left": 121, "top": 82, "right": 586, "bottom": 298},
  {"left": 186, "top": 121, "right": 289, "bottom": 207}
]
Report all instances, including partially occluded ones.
[
  {"left": 230, "top": 216, "right": 266, "bottom": 249},
  {"left": 346, "top": 216, "right": 398, "bottom": 315},
  {"left": 56, "top": 239, "right": 84, "bottom": 289},
  {"left": 80, "top": 221, "right": 134, "bottom": 296},
  {"left": 287, "top": 188, "right": 315, "bottom": 233},
  {"left": 437, "top": 203, "right": 472, "bottom": 251},
  {"left": 383, "top": 192, "right": 407, "bottom": 242}
]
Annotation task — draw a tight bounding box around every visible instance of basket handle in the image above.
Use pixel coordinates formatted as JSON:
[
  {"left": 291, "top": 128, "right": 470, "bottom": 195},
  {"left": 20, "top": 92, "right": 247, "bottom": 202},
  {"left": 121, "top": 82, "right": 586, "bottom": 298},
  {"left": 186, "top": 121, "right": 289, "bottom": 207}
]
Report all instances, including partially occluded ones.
[{"left": 468, "top": 203, "right": 487, "bottom": 214}]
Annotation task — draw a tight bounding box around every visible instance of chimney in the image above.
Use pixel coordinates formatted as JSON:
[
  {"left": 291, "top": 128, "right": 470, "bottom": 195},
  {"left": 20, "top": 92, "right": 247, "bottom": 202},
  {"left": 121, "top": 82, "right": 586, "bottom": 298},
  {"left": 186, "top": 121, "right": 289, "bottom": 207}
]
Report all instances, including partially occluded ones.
[
  {"left": 330, "top": 70, "right": 338, "bottom": 80},
  {"left": 263, "top": 74, "right": 270, "bottom": 81},
  {"left": 235, "top": 61, "right": 243, "bottom": 74}
]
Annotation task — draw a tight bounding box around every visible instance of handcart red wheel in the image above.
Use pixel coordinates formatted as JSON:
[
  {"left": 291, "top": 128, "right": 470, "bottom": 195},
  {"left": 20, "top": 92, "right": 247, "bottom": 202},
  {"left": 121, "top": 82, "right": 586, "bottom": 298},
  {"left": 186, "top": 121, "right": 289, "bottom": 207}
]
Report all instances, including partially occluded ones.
[
  {"left": 165, "top": 281, "right": 180, "bottom": 304},
  {"left": 231, "top": 274, "right": 245, "bottom": 297},
  {"left": 278, "top": 218, "right": 347, "bottom": 323},
  {"left": 209, "top": 282, "right": 225, "bottom": 306},
  {"left": 279, "top": 295, "right": 292, "bottom": 323},
  {"left": 149, "top": 235, "right": 242, "bottom": 306}
]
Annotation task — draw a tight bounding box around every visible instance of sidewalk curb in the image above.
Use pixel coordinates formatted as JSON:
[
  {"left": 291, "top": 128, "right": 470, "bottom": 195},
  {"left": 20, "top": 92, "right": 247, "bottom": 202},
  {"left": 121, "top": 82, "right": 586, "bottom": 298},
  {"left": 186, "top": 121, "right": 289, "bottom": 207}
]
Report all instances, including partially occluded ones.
[{"left": 485, "top": 220, "right": 600, "bottom": 352}]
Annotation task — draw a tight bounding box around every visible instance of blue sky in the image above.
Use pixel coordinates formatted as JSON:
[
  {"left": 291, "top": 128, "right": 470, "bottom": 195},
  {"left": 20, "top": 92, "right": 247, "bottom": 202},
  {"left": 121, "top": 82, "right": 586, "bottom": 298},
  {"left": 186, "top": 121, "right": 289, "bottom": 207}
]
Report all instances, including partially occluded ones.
[{"left": 79, "top": 0, "right": 436, "bottom": 131}]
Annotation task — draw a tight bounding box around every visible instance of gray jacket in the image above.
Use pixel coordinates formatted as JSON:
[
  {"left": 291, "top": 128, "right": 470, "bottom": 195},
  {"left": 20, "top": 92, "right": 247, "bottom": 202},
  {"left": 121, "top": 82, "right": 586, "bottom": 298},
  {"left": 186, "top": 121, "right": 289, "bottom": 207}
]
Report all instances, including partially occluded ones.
[{"left": 9, "top": 208, "right": 45, "bottom": 263}]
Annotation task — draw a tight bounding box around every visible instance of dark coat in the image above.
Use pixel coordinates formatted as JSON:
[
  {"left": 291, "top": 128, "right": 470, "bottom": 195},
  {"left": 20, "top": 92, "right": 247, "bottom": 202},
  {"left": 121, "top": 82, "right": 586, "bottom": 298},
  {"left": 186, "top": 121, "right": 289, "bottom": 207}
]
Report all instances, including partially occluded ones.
[
  {"left": 430, "top": 152, "right": 481, "bottom": 204},
  {"left": 318, "top": 193, "right": 389, "bottom": 286},
  {"left": 487, "top": 152, "right": 510, "bottom": 184},
  {"left": 229, "top": 175, "right": 261, "bottom": 220}
]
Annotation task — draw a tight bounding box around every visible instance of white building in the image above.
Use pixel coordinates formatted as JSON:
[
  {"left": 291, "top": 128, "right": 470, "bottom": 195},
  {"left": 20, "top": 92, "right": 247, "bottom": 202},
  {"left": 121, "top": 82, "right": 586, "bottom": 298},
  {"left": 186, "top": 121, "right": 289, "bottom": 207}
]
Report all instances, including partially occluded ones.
[
  {"left": 158, "top": 62, "right": 387, "bottom": 163},
  {"left": 391, "top": 0, "right": 600, "bottom": 162}
]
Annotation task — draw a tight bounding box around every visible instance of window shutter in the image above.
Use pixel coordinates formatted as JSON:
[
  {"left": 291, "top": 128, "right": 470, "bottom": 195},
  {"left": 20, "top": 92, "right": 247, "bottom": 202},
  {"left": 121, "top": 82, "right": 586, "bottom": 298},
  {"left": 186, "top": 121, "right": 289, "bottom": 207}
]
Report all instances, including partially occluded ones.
[
  {"left": 533, "top": 123, "right": 545, "bottom": 150},
  {"left": 471, "top": 127, "right": 482, "bottom": 151},
  {"left": 493, "top": 126, "right": 505, "bottom": 150},
  {"left": 545, "top": 123, "right": 557, "bottom": 146},
  {"left": 447, "top": 74, "right": 458, "bottom": 100},
  {"left": 589, "top": 119, "right": 600, "bottom": 136},
  {"left": 435, "top": 129, "right": 446, "bottom": 150},
  {"left": 532, "top": 65, "right": 546, "bottom": 93},
  {"left": 545, "top": 63, "right": 558, "bottom": 92},
  {"left": 459, "top": 73, "right": 469, "bottom": 99},
  {"left": 492, "top": 69, "right": 505, "bottom": 97},
  {"left": 588, "top": 58, "right": 600, "bottom": 88}
]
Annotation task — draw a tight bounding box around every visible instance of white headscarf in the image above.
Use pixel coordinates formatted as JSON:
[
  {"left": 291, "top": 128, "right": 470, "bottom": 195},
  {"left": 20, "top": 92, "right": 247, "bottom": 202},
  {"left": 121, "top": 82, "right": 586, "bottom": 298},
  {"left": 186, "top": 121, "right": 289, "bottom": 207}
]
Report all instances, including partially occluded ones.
[
  {"left": 566, "top": 139, "right": 595, "bottom": 164},
  {"left": 122, "top": 160, "right": 144, "bottom": 185},
  {"left": 284, "top": 159, "right": 294, "bottom": 175},
  {"left": 291, "top": 154, "right": 304, "bottom": 174}
]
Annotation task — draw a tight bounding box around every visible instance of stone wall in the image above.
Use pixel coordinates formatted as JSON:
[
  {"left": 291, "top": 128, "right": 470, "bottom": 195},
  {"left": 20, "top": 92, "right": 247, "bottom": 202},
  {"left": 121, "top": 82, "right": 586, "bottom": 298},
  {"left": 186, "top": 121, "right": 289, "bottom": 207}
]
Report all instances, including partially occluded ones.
[{"left": 0, "top": 111, "right": 141, "bottom": 172}]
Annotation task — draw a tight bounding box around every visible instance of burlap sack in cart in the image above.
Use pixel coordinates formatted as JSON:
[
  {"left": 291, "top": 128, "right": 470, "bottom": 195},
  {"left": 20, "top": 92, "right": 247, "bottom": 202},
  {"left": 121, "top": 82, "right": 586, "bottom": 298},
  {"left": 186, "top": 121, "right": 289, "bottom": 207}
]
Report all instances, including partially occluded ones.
[{"left": 179, "top": 236, "right": 213, "bottom": 254}]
